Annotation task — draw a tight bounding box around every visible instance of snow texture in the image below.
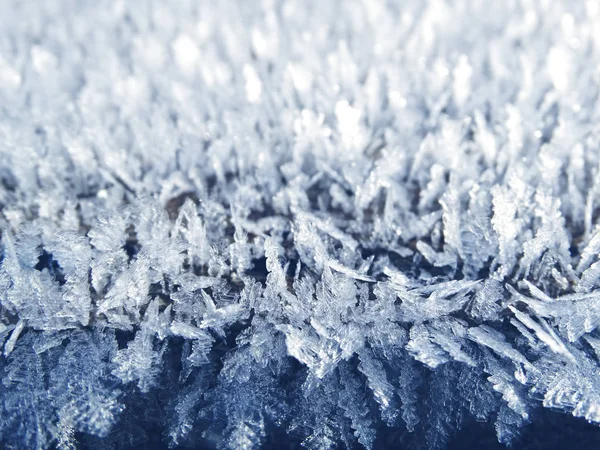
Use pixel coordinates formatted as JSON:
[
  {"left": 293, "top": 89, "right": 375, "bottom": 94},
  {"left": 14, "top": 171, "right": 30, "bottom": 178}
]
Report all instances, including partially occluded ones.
[{"left": 1, "top": 0, "right": 600, "bottom": 449}]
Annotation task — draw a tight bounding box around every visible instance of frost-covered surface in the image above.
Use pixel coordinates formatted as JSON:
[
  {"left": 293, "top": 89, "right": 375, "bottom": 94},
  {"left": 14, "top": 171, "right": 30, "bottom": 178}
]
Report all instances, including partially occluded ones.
[{"left": 1, "top": 0, "right": 600, "bottom": 449}]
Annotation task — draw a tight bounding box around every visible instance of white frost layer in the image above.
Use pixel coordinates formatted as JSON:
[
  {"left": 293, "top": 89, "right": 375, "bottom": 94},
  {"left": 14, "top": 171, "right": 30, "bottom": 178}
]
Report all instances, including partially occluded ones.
[{"left": 1, "top": 1, "right": 600, "bottom": 449}]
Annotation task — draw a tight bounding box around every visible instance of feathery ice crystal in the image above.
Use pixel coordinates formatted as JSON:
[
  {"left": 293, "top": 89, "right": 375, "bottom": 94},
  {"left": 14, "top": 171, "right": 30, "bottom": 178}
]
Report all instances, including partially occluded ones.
[{"left": 2, "top": 1, "right": 600, "bottom": 448}]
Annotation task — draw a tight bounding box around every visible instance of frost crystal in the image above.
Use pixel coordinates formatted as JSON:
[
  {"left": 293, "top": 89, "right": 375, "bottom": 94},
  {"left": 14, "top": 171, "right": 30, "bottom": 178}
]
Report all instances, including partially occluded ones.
[{"left": 1, "top": 0, "right": 600, "bottom": 449}]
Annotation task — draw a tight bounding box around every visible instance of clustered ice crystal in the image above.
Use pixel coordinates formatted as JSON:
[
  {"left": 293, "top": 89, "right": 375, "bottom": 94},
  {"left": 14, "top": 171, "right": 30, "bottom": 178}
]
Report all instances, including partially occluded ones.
[{"left": 1, "top": 0, "right": 600, "bottom": 448}]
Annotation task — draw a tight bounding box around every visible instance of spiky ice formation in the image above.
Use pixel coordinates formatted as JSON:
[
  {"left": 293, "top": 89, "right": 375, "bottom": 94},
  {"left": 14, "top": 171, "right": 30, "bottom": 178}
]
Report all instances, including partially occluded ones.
[{"left": 1, "top": 1, "right": 600, "bottom": 449}]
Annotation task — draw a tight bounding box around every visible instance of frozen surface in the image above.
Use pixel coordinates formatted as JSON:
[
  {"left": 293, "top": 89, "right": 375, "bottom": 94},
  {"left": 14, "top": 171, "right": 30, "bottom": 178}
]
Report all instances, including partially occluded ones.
[{"left": 1, "top": 0, "right": 600, "bottom": 448}]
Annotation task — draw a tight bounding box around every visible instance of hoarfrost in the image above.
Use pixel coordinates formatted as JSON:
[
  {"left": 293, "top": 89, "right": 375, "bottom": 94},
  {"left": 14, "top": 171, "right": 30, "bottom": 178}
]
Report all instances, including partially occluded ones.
[{"left": 1, "top": 0, "right": 600, "bottom": 448}]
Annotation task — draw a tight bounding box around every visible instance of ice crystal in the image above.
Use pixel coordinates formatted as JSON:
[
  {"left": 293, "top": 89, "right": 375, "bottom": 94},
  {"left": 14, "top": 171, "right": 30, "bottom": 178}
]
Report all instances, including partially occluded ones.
[{"left": 1, "top": 0, "right": 600, "bottom": 449}]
